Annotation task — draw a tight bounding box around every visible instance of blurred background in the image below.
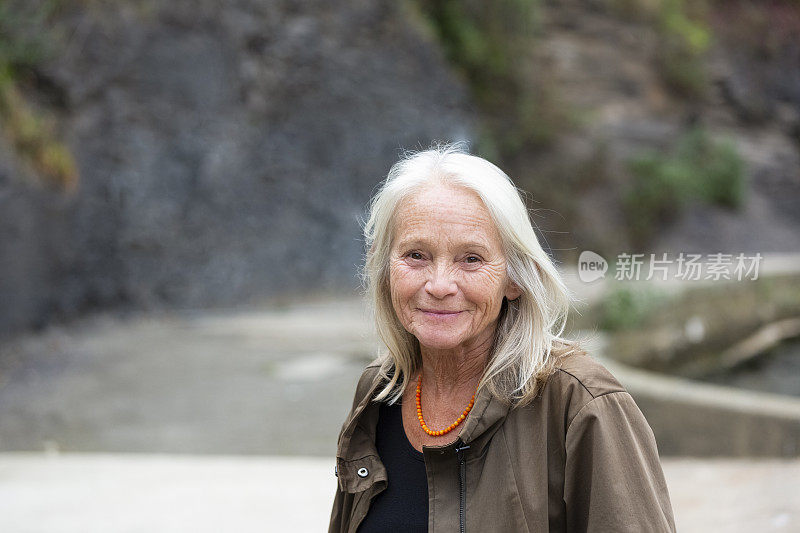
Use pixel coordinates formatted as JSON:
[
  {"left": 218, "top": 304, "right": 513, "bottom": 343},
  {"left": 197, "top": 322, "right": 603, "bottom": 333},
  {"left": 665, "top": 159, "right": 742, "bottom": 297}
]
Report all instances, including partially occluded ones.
[{"left": 0, "top": 0, "right": 798, "bottom": 531}]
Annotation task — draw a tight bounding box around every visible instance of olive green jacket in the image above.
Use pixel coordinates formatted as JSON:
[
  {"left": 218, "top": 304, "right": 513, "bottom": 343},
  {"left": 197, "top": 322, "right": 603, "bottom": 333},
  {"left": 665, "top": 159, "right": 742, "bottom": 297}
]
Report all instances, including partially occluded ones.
[{"left": 329, "top": 352, "right": 676, "bottom": 532}]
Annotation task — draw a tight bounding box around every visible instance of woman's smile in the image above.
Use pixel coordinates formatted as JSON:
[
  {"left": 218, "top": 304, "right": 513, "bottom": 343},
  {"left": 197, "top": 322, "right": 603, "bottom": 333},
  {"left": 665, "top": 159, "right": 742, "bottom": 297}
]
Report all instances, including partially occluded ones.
[{"left": 419, "top": 308, "right": 463, "bottom": 319}]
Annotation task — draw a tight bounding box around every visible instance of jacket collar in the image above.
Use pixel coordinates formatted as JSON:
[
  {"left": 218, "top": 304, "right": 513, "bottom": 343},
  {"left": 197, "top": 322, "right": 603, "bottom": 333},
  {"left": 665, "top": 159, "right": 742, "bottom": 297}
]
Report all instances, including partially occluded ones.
[
  {"left": 336, "top": 365, "right": 512, "bottom": 491},
  {"left": 456, "top": 383, "right": 511, "bottom": 446}
]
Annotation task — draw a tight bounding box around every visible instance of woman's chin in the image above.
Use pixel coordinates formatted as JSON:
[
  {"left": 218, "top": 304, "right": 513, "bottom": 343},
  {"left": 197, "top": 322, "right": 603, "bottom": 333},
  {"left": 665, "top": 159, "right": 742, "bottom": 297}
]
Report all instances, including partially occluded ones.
[{"left": 415, "top": 332, "right": 464, "bottom": 351}]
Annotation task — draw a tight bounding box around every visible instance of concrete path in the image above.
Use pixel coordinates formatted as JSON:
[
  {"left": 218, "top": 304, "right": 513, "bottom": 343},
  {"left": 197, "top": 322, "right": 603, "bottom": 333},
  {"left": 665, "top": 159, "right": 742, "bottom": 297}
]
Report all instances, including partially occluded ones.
[
  {"left": 0, "top": 453, "right": 797, "bottom": 532},
  {"left": 0, "top": 299, "right": 376, "bottom": 456},
  {"left": 0, "top": 453, "right": 335, "bottom": 533}
]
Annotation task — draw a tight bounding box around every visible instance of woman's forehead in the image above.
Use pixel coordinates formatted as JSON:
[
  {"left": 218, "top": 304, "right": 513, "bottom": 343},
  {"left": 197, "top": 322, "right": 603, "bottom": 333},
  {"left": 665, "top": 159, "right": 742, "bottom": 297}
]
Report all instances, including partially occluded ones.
[
  {"left": 395, "top": 235, "right": 493, "bottom": 252},
  {"left": 392, "top": 185, "right": 502, "bottom": 249},
  {"left": 395, "top": 183, "right": 487, "bottom": 219}
]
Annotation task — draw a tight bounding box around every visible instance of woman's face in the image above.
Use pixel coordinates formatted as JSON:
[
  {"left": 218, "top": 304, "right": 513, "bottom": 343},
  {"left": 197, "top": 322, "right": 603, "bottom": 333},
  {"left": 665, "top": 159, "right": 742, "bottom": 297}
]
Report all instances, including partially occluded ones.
[{"left": 388, "top": 183, "right": 521, "bottom": 352}]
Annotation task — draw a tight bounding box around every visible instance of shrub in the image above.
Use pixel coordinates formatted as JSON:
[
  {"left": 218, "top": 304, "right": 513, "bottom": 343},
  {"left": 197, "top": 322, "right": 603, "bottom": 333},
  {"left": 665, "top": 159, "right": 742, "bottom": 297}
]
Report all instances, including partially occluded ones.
[
  {"left": 415, "top": 0, "right": 538, "bottom": 96},
  {"left": 0, "top": 0, "right": 78, "bottom": 191},
  {"left": 624, "top": 126, "right": 745, "bottom": 245},
  {"left": 605, "top": 0, "right": 712, "bottom": 98},
  {"left": 601, "top": 284, "right": 668, "bottom": 331},
  {"left": 412, "top": 0, "right": 576, "bottom": 155}
]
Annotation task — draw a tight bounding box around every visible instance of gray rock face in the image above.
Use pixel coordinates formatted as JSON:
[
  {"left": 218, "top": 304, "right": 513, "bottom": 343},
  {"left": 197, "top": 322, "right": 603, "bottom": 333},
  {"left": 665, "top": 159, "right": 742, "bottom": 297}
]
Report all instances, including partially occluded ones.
[
  {"left": 0, "top": 140, "right": 74, "bottom": 336},
  {"left": 0, "top": 0, "right": 474, "bottom": 335}
]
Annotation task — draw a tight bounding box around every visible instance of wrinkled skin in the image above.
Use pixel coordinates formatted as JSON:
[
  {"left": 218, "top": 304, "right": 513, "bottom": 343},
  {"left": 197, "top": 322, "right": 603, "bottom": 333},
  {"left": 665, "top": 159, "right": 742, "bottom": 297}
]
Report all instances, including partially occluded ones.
[{"left": 389, "top": 182, "right": 521, "bottom": 374}]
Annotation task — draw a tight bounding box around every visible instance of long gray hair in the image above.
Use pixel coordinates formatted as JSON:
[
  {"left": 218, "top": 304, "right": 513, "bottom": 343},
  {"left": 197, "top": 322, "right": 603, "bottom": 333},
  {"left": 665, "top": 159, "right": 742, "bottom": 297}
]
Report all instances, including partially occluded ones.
[{"left": 360, "top": 142, "right": 584, "bottom": 406}]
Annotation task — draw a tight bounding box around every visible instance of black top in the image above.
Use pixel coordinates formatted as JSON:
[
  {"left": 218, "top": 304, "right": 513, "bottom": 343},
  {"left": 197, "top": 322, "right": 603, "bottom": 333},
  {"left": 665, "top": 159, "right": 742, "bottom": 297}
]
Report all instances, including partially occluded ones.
[{"left": 357, "top": 400, "right": 428, "bottom": 533}]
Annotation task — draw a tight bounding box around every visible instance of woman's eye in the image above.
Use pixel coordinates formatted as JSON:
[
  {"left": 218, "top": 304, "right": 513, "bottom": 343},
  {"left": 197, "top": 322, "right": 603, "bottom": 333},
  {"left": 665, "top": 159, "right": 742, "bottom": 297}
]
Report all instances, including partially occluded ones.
[
  {"left": 408, "top": 252, "right": 424, "bottom": 260},
  {"left": 465, "top": 256, "right": 481, "bottom": 264}
]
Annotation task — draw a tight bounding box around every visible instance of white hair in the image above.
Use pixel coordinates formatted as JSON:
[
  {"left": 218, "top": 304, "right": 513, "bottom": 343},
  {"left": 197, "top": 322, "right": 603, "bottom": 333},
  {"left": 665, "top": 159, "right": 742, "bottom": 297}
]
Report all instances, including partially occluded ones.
[{"left": 360, "top": 142, "right": 584, "bottom": 406}]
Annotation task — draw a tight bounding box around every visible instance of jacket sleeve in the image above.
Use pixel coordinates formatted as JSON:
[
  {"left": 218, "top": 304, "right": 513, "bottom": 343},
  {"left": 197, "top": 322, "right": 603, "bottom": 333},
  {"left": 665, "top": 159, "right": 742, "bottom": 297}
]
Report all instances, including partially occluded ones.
[
  {"left": 328, "top": 486, "right": 347, "bottom": 533},
  {"left": 564, "top": 391, "right": 676, "bottom": 532}
]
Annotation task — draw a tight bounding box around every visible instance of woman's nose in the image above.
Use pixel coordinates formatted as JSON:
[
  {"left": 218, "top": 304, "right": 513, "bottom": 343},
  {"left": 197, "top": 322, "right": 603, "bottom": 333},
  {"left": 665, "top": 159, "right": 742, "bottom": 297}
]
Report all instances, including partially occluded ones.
[{"left": 424, "top": 263, "right": 457, "bottom": 299}]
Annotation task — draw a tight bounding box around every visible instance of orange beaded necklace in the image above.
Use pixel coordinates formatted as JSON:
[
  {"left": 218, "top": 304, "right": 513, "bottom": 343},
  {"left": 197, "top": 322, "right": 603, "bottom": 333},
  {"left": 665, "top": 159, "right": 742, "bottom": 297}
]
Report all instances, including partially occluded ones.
[{"left": 415, "top": 373, "right": 476, "bottom": 437}]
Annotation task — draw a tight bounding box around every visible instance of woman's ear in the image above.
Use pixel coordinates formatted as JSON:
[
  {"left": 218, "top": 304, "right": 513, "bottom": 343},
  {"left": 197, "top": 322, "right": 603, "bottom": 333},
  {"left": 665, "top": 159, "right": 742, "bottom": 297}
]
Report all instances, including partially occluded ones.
[{"left": 505, "top": 281, "right": 522, "bottom": 301}]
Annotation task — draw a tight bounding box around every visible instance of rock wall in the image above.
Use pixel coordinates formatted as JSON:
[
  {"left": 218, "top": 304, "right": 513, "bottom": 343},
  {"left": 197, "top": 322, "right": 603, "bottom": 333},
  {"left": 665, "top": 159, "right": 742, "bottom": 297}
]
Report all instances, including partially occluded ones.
[
  {"left": 505, "top": 0, "right": 800, "bottom": 258},
  {"left": 0, "top": 0, "right": 474, "bottom": 337}
]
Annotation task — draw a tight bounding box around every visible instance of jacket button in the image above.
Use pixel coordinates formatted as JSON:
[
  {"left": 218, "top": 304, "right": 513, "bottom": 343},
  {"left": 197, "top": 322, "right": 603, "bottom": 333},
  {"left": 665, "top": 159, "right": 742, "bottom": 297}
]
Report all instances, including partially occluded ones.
[{"left": 357, "top": 467, "right": 369, "bottom": 478}]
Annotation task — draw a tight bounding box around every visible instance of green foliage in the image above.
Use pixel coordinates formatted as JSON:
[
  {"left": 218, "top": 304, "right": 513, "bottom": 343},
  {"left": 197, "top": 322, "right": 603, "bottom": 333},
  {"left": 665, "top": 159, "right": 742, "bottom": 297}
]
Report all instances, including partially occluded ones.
[
  {"left": 0, "top": 0, "right": 78, "bottom": 191},
  {"left": 601, "top": 284, "right": 667, "bottom": 331},
  {"left": 412, "top": 0, "right": 575, "bottom": 156},
  {"left": 605, "top": 0, "right": 712, "bottom": 97},
  {"left": 0, "top": 82, "right": 78, "bottom": 190},
  {"left": 656, "top": 0, "right": 711, "bottom": 97},
  {"left": 417, "top": 0, "right": 538, "bottom": 97},
  {"left": 624, "top": 126, "right": 745, "bottom": 245}
]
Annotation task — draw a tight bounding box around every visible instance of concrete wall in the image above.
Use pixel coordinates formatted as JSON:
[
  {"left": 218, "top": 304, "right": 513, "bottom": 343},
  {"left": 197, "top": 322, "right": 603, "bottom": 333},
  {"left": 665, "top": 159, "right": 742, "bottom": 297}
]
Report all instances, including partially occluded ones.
[{"left": 603, "top": 356, "right": 800, "bottom": 457}]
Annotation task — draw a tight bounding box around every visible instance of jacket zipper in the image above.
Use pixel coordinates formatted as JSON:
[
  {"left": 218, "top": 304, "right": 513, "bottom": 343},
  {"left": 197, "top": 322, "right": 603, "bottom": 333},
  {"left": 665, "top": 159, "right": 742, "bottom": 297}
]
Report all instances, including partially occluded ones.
[{"left": 455, "top": 442, "right": 470, "bottom": 533}]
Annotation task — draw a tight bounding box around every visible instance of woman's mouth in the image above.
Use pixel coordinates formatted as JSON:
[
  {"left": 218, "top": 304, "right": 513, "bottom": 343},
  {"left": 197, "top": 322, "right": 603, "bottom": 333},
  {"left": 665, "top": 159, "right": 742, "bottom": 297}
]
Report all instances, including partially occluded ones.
[{"left": 420, "top": 308, "right": 462, "bottom": 318}]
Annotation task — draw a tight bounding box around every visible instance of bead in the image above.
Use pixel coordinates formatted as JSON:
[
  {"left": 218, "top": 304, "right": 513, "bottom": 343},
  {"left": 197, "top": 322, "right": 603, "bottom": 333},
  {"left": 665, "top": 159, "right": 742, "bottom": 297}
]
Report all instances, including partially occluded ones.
[{"left": 415, "top": 373, "right": 476, "bottom": 437}]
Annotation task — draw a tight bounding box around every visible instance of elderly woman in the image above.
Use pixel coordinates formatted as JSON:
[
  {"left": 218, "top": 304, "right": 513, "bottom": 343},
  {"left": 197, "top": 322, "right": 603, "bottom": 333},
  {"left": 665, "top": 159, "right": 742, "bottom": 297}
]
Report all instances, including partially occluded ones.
[{"left": 329, "top": 145, "right": 675, "bottom": 532}]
